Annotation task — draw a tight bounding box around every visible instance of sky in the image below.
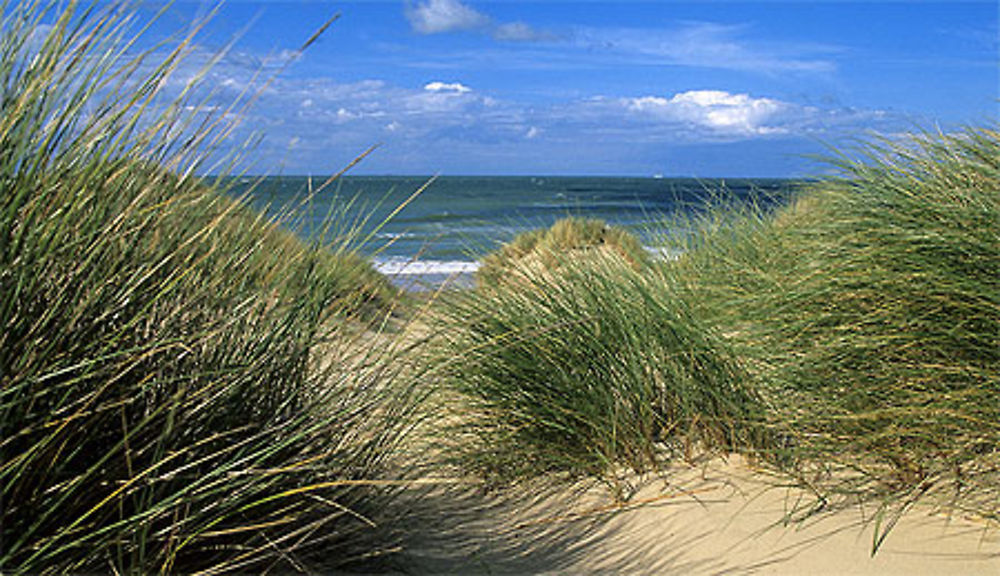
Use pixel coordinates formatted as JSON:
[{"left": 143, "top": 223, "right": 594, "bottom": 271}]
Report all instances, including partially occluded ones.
[{"left": 150, "top": 0, "right": 998, "bottom": 176}]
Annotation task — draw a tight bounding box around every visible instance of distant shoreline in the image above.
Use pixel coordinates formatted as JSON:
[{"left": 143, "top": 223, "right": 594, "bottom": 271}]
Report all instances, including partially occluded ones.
[{"left": 237, "top": 175, "right": 799, "bottom": 285}]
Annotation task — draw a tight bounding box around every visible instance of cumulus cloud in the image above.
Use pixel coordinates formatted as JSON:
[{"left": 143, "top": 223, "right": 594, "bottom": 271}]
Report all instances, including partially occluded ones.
[
  {"left": 405, "top": 0, "right": 489, "bottom": 34},
  {"left": 424, "top": 81, "right": 472, "bottom": 93},
  {"left": 121, "top": 34, "right": 900, "bottom": 176},
  {"left": 405, "top": 0, "right": 555, "bottom": 42},
  {"left": 178, "top": 42, "right": 902, "bottom": 173},
  {"left": 626, "top": 90, "right": 787, "bottom": 135},
  {"left": 336, "top": 108, "right": 358, "bottom": 122}
]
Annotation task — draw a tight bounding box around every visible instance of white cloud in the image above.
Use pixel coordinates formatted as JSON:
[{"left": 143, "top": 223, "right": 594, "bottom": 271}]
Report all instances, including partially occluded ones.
[
  {"left": 407, "top": 81, "right": 481, "bottom": 114},
  {"left": 424, "top": 81, "right": 472, "bottom": 94},
  {"left": 336, "top": 107, "right": 359, "bottom": 122},
  {"left": 116, "top": 33, "right": 899, "bottom": 176},
  {"left": 262, "top": 49, "right": 302, "bottom": 67},
  {"left": 492, "top": 22, "right": 556, "bottom": 43},
  {"left": 577, "top": 23, "right": 838, "bottom": 75},
  {"left": 626, "top": 90, "right": 787, "bottom": 136},
  {"left": 405, "top": 0, "right": 556, "bottom": 43},
  {"left": 173, "top": 43, "right": 903, "bottom": 174},
  {"left": 405, "top": 0, "right": 489, "bottom": 35}
]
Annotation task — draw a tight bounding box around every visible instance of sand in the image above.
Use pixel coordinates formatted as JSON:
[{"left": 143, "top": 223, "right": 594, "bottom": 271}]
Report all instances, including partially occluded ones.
[
  {"left": 392, "top": 456, "right": 1000, "bottom": 575},
  {"left": 368, "top": 310, "right": 999, "bottom": 575}
]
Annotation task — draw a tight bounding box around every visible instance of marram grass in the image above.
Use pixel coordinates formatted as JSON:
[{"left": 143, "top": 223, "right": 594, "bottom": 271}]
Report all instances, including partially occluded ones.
[
  {"left": 1, "top": 2, "right": 417, "bottom": 573},
  {"left": 435, "top": 220, "right": 766, "bottom": 494},
  {"left": 3, "top": 0, "right": 998, "bottom": 568},
  {"left": 435, "top": 128, "right": 999, "bottom": 534},
  {"left": 665, "top": 126, "right": 1000, "bottom": 529},
  {"left": 477, "top": 216, "right": 651, "bottom": 287}
]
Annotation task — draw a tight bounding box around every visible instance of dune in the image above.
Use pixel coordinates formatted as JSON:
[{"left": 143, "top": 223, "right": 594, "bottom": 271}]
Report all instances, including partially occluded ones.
[{"left": 393, "top": 456, "right": 999, "bottom": 574}]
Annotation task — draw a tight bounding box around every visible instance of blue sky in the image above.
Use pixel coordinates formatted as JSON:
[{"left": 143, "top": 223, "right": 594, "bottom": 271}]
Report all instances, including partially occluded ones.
[{"left": 154, "top": 1, "right": 998, "bottom": 176}]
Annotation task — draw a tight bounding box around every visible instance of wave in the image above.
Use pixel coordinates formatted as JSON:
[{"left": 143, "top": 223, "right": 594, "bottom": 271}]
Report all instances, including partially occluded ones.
[
  {"left": 375, "top": 257, "right": 480, "bottom": 276},
  {"left": 374, "top": 231, "right": 417, "bottom": 240},
  {"left": 644, "top": 246, "right": 683, "bottom": 261}
]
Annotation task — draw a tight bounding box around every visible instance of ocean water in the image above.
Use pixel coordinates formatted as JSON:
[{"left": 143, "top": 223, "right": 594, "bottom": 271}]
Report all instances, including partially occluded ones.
[{"left": 234, "top": 176, "right": 796, "bottom": 288}]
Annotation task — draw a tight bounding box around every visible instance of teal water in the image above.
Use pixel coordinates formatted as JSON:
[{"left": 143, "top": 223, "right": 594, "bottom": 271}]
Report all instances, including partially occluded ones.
[{"left": 234, "top": 176, "right": 796, "bottom": 287}]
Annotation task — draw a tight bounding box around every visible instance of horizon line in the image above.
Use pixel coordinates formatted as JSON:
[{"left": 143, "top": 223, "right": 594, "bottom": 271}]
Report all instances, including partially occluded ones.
[{"left": 213, "top": 173, "right": 811, "bottom": 180}]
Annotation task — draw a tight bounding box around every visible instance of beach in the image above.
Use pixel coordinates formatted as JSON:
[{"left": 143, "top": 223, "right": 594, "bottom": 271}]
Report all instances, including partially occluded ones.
[
  {"left": 393, "top": 456, "right": 1000, "bottom": 574},
  {"left": 4, "top": 1, "right": 998, "bottom": 572}
]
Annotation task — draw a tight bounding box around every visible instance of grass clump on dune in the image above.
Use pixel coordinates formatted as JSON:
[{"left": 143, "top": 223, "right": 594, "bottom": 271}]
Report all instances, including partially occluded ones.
[
  {"left": 0, "top": 2, "right": 415, "bottom": 573},
  {"left": 668, "top": 126, "right": 1000, "bottom": 525},
  {"left": 436, "top": 219, "right": 765, "bottom": 492},
  {"left": 477, "top": 217, "right": 651, "bottom": 287}
]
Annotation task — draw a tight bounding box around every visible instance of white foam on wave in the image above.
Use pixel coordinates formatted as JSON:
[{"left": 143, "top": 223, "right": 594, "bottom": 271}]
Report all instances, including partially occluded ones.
[
  {"left": 375, "top": 258, "right": 480, "bottom": 276},
  {"left": 375, "top": 232, "right": 417, "bottom": 240},
  {"left": 644, "top": 246, "right": 684, "bottom": 261}
]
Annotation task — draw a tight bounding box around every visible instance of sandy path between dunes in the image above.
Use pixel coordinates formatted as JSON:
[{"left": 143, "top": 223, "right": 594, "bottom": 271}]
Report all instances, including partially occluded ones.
[
  {"left": 390, "top": 456, "right": 1000, "bottom": 575},
  {"left": 346, "top": 307, "right": 998, "bottom": 574}
]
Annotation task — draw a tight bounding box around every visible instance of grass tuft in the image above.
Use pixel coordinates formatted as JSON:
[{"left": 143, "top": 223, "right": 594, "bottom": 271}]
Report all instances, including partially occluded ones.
[
  {"left": 668, "top": 126, "right": 1000, "bottom": 527},
  {"left": 436, "top": 220, "right": 765, "bottom": 493},
  {"left": 477, "top": 217, "right": 651, "bottom": 287},
  {"left": 0, "top": 2, "right": 417, "bottom": 572}
]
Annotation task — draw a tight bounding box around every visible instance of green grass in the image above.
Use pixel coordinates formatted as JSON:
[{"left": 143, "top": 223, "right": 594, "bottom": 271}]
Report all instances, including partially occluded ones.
[
  {"left": 434, "top": 220, "right": 766, "bottom": 494},
  {"left": 477, "top": 217, "right": 651, "bottom": 288},
  {"left": 692, "top": 128, "right": 999, "bottom": 524},
  {"left": 4, "top": 0, "right": 998, "bottom": 568},
  {"left": 1, "top": 2, "right": 418, "bottom": 572},
  {"left": 639, "top": 127, "right": 1000, "bottom": 531},
  {"left": 435, "top": 128, "right": 1000, "bottom": 533}
]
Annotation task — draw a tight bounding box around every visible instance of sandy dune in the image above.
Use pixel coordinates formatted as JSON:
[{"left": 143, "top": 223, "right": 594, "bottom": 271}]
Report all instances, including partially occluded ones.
[{"left": 391, "top": 457, "right": 1000, "bottom": 575}]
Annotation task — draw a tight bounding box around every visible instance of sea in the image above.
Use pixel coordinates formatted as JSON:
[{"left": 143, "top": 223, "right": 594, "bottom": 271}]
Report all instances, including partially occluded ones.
[{"left": 233, "top": 176, "right": 797, "bottom": 289}]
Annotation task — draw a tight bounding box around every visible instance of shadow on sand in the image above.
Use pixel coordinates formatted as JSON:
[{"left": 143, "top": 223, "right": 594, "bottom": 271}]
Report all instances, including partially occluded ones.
[{"left": 356, "top": 457, "right": 1000, "bottom": 575}]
